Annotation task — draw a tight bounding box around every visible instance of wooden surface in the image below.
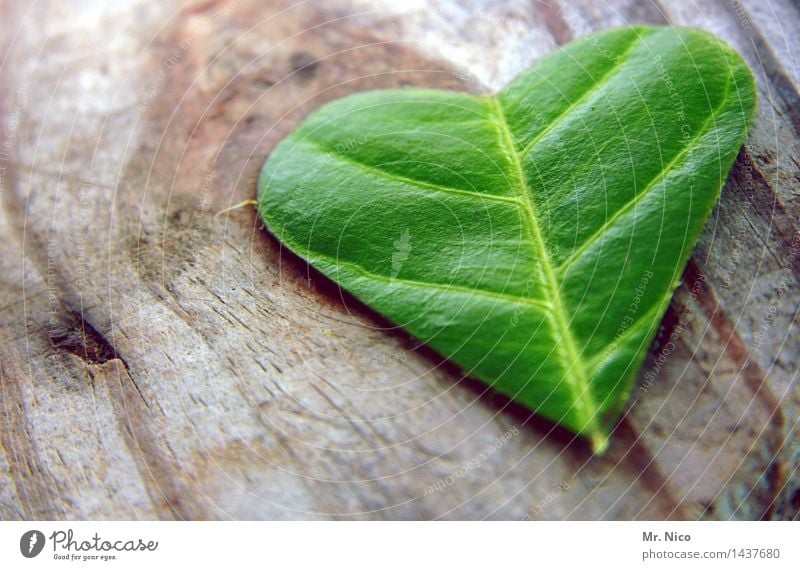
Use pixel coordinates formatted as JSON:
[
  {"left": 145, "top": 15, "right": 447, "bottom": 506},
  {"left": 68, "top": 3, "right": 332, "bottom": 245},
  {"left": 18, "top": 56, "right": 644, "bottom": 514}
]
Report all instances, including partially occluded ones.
[{"left": 0, "top": 0, "right": 797, "bottom": 520}]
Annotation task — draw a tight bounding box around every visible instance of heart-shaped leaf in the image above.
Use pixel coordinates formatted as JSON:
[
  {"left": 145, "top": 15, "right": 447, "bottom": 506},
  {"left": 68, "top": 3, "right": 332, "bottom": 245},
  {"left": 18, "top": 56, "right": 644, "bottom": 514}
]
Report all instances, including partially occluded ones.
[{"left": 257, "top": 26, "right": 756, "bottom": 451}]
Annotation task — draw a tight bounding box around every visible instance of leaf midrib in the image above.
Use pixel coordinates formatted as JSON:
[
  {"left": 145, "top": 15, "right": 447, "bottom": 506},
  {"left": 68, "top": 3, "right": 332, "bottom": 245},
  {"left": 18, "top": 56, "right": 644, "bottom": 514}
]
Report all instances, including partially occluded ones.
[{"left": 490, "top": 96, "right": 604, "bottom": 449}]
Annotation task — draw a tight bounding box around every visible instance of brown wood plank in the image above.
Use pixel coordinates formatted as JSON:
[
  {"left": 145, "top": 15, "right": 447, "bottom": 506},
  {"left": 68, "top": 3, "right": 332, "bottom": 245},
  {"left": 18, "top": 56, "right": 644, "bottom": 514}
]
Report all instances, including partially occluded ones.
[{"left": 0, "top": 0, "right": 797, "bottom": 520}]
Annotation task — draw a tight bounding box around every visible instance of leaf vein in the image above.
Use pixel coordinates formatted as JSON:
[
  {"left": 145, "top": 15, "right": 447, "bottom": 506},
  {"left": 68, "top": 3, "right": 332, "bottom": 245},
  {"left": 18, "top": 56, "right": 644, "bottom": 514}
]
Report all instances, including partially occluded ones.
[
  {"left": 555, "top": 84, "right": 734, "bottom": 274},
  {"left": 517, "top": 32, "right": 645, "bottom": 157},
  {"left": 307, "top": 251, "right": 553, "bottom": 314},
  {"left": 585, "top": 298, "right": 667, "bottom": 372},
  {"left": 302, "top": 138, "right": 521, "bottom": 206},
  {"left": 491, "top": 97, "right": 605, "bottom": 448}
]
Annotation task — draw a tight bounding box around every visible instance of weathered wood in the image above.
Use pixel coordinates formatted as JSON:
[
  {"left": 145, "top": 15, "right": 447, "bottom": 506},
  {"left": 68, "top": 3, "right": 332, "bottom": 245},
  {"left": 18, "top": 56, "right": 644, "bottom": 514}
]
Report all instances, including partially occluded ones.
[{"left": 0, "top": 0, "right": 797, "bottom": 520}]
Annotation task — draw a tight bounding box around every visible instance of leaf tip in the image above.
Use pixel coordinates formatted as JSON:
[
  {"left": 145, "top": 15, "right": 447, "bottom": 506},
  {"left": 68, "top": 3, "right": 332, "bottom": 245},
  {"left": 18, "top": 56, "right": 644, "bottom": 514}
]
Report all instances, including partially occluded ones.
[{"left": 590, "top": 431, "right": 610, "bottom": 455}]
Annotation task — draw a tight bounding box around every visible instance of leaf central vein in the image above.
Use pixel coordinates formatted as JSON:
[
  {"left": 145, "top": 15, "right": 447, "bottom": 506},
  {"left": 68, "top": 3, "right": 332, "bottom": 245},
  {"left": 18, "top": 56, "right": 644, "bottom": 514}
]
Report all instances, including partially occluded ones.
[{"left": 491, "top": 97, "right": 605, "bottom": 449}]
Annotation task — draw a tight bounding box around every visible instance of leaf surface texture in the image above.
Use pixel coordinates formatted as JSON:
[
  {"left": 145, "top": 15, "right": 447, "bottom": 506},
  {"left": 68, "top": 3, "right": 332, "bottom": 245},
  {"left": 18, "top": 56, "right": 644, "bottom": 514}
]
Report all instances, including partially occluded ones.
[{"left": 258, "top": 26, "right": 756, "bottom": 450}]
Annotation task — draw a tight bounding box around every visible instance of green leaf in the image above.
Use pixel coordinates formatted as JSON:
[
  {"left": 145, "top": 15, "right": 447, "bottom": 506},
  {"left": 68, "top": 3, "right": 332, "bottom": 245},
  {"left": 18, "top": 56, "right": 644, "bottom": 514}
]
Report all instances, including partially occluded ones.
[{"left": 257, "top": 26, "right": 756, "bottom": 452}]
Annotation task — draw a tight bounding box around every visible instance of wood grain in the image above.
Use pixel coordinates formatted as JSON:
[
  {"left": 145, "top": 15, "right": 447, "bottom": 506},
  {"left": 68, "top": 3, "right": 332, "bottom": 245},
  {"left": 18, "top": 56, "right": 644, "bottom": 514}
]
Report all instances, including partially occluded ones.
[{"left": 0, "top": 0, "right": 797, "bottom": 520}]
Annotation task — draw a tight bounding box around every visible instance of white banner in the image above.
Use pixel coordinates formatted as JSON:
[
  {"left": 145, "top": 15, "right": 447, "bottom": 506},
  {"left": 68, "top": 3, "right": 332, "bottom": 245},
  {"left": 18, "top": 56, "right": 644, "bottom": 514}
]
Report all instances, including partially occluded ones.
[{"left": 0, "top": 521, "right": 796, "bottom": 569}]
